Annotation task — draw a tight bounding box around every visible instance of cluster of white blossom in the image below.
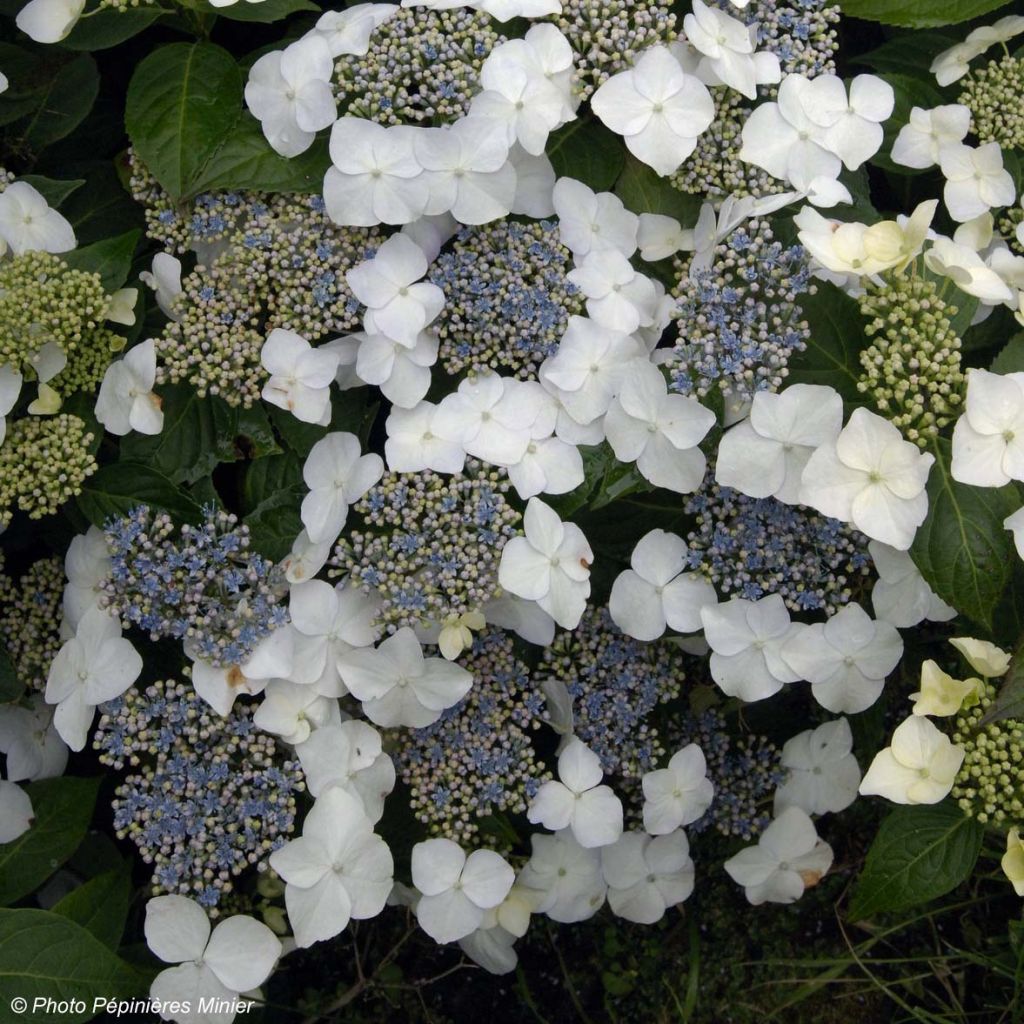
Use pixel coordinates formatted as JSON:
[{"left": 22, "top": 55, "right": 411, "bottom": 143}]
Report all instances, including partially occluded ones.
[{"left": 8, "top": 0, "right": 1024, "bottom": 1017}]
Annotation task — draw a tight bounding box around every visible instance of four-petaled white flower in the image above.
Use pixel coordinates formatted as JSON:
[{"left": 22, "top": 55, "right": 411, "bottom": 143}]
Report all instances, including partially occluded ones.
[
  {"left": 527, "top": 737, "right": 623, "bottom": 848},
  {"left": 551, "top": 178, "right": 639, "bottom": 258},
  {"left": 773, "top": 718, "right": 861, "bottom": 816},
  {"left": 145, "top": 896, "right": 282, "bottom": 1016},
  {"left": 724, "top": 806, "right": 834, "bottom": 905},
  {"left": 412, "top": 838, "right": 515, "bottom": 943},
  {"left": 683, "top": 0, "right": 780, "bottom": 100},
  {"left": 260, "top": 328, "right": 340, "bottom": 425},
  {"left": 346, "top": 233, "right": 444, "bottom": 348},
  {"left": 591, "top": 45, "right": 714, "bottom": 177},
  {"left": 517, "top": 830, "right": 607, "bottom": 923},
  {"left": 951, "top": 369, "right": 1024, "bottom": 488},
  {"left": 641, "top": 743, "right": 714, "bottom": 835},
  {"left": 45, "top": 607, "right": 142, "bottom": 752},
  {"left": 0, "top": 695, "right": 68, "bottom": 782},
  {"left": 782, "top": 603, "right": 903, "bottom": 714},
  {"left": 338, "top": 627, "right": 472, "bottom": 728},
  {"left": 301, "top": 432, "right": 384, "bottom": 545},
  {"left": 567, "top": 250, "right": 659, "bottom": 333},
  {"left": 269, "top": 786, "right": 393, "bottom": 947},
  {"left": 245, "top": 35, "right": 337, "bottom": 158},
  {"left": 296, "top": 720, "right": 396, "bottom": 821},
  {"left": 715, "top": 383, "right": 843, "bottom": 504},
  {"left": 859, "top": 716, "right": 964, "bottom": 805},
  {"left": 601, "top": 831, "right": 694, "bottom": 924},
  {"left": 799, "top": 406, "right": 934, "bottom": 551},
  {"left": 609, "top": 529, "right": 716, "bottom": 641},
  {"left": 0, "top": 181, "right": 75, "bottom": 255},
  {"left": 869, "top": 540, "right": 956, "bottom": 628},
  {"left": 498, "top": 497, "right": 593, "bottom": 630},
  {"left": 701, "top": 594, "right": 801, "bottom": 703},
  {"left": 325, "top": 118, "right": 428, "bottom": 227},
  {"left": 891, "top": 105, "right": 971, "bottom": 169},
  {"left": 604, "top": 360, "right": 715, "bottom": 494},
  {"left": 939, "top": 143, "right": 1016, "bottom": 223}
]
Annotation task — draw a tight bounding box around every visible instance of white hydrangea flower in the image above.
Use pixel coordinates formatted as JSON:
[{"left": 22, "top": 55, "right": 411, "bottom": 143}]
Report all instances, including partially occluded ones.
[
  {"left": 527, "top": 737, "right": 623, "bottom": 849},
  {"left": 601, "top": 831, "right": 694, "bottom": 924},
  {"left": 799, "top": 407, "right": 934, "bottom": 551},
  {"left": 891, "top": 105, "right": 971, "bottom": 169},
  {"left": 641, "top": 743, "right": 714, "bottom": 835},
  {"left": 724, "top": 807, "right": 833, "bottom": 905},
  {"left": 701, "top": 594, "right": 801, "bottom": 703},
  {"left": 951, "top": 369, "right": 1024, "bottom": 488},
  {"left": 869, "top": 541, "right": 956, "bottom": 628},
  {"left": 859, "top": 716, "right": 964, "bottom": 805},
  {"left": 773, "top": 718, "right": 861, "bottom": 816},
  {"left": 517, "top": 830, "right": 607, "bottom": 923},
  {"left": 609, "top": 529, "right": 716, "bottom": 641},
  {"left": 939, "top": 143, "right": 1016, "bottom": 223},
  {"left": 782, "top": 603, "right": 903, "bottom": 714}
]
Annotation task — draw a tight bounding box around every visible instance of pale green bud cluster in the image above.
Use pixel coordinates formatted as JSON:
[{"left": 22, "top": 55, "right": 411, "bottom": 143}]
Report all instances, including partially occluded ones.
[
  {"left": 952, "top": 683, "right": 1024, "bottom": 828},
  {"left": 998, "top": 207, "right": 1024, "bottom": 257},
  {"left": 0, "top": 167, "right": 14, "bottom": 192},
  {"left": 334, "top": 8, "right": 503, "bottom": 126},
  {"left": 555, "top": 0, "right": 676, "bottom": 97},
  {"left": 0, "top": 414, "right": 97, "bottom": 526},
  {"left": 857, "top": 275, "right": 964, "bottom": 447},
  {"left": 0, "top": 554, "right": 65, "bottom": 693},
  {"left": 0, "top": 251, "right": 118, "bottom": 392},
  {"left": 959, "top": 56, "right": 1024, "bottom": 150}
]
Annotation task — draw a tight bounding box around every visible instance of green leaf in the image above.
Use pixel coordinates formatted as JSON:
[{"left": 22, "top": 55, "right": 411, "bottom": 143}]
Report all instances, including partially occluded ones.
[
  {"left": 18, "top": 175, "right": 84, "bottom": 208},
  {"left": 245, "top": 489, "right": 303, "bottom": 562},
  {"left": 62, "top": 230, "right": 140, "bottom": 293},
  {"left": 0, "top": 909, "right": 144, "bottom": 1022},
  {"left": 0, "top": 44, "right": 44, "bottom": 127},
  {"left": 848, "top": 802, "right": 983, "bottom": 920},
  {"left": 18, "top": 53, "right": 99, "bottom": 151},
  {"left": 59, "top": 162, "right": 146, "bottom": 246},
  {"left": 77, "top": 463, "right": 202, "bottom": 527},
  {"left": 839, "top": 0, "right": 1014, "bottom": 28},
  {"left": 125, "top": 42, "right": 243, "bottom": 201},
  {"left": 215, "top": 0, "right": 318, "bottom": 21},
  {"left": 61, "top": 6, "right": 167, "bottom": 49},
  {"left": 910, "top": 437, "right": 1020, "bottom": 630},
  {"left": 784, "top": 282, "right": 867, "bottom": 403},
  {"left": 189, "top": 116, "right": 330, "bottom": 196},
  {"left": 243, "top": 452, "right": 303, "bottom": 513},
  {"left": 547, "top": 117, "right": 625, "bottom": 193},
  {"left": 614, "top": 154, "right": 701, "bottom": 221},
  {"left": 53, "top": 870, "right": 131, "bottom": 950},
  {"left": 990, "top": 332, "right": 1024, "bottom": 374},
  {"left": 0, "top": 777, "right": 100, "bottom": 907},
  {"left": 236, "top": 404, "right": 281, "bottom": 459},
  {"left": 0, "top": 649, "right": 24, "bottom": 704},
  {"left": 852, "top": 32, "right": 959, "bottom": 75},
  {"left": 120, "top": 385, "right": 239, "bottom": 485}
]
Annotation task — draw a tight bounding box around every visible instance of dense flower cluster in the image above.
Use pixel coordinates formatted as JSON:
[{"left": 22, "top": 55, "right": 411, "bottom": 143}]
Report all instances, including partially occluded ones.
[
  {"left": 857, "top": 275, "right": 965, "bottom": 446},
  {"left": 668, "top": 218, "right": 812, "bottom": 404},
  {"left": 541, "top": 607, "right": 683, "bottom": 777},
  {"left": 396, "top": 629, "right": 548, "bottom": 845},
  {"left": 101, "top": 506, "right": 288, "bottom": 667},
  {"left": 140, "top": 187, "right": 377, "bottom": 407},
  {"left": 0, "top": 554, "right": 64, "bottom": 693},
  {"left": 333, "top": 461, "right": 521, "bottom": 635},
  {"left": 429, "top": 219, "right": 583, "bottom": 379},
  {"left": 94, "top": 677, "right": 303, "bottom": 910},
  {"left": 675, "top": 706, "right": 785, "bottom": 840},
  {"left": 719, "top": 0, "right": 840, "bottom": 79},
  {"left": 959, "top": 56, "right": 1024, "bottom": 149},
  {"left": 555, "top": 0, "right": 676, "bottom": 95},
  {"left": 333, "top": 8, "right": 503, "bottom": 126},
  {"left": 685, "top": 475, "right": 871, "bottom": 613},
  {"left": 0, "top": 414, "right": 96, "bottom": 525}
]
